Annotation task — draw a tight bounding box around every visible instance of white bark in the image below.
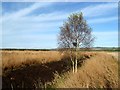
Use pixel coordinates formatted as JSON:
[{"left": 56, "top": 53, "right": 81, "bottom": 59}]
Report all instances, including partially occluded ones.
[{"left": 71, "top": 59, "right": 74, "bottom": 73}]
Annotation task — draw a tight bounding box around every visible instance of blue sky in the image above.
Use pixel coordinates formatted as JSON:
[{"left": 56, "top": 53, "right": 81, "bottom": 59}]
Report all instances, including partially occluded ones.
[{"left": 1, "top": 2, "right": 118, "bottom": 49}]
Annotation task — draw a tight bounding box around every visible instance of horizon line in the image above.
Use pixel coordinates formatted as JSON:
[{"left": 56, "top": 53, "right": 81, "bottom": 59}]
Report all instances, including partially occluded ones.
[{"left": 0, "top": 46, "right": 119, "bottom": 49}]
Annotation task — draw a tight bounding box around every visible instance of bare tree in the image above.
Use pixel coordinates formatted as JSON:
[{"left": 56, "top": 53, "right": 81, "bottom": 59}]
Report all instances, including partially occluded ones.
[{"left": 58, "top": 12, "right": 94, "bottom": 73}]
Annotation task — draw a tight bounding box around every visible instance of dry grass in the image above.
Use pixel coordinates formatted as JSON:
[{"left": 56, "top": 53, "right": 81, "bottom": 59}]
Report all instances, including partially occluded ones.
[
  {"left": 1, "top": 50, "right": 118, "bottom": 88},
  {"left": 1, "top": 51, "right": 96, "bottom": 71},
  {"left": 53, "top": 52, "right": 118, "bottom": 88},
  {"left": 106, "top": 52, "right": 119, "bottom": 60},
  {"left": 1, "top": 50, "right": 61, "bottom": 75}
]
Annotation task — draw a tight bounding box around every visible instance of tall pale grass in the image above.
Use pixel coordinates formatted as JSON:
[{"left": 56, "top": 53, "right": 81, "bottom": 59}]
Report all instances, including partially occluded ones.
[
  {"left": 2, "top": 51, "right": 61, "bottom": 71},
  {"left": 53, "top": 53, "right": 118, "bottom": 88}
]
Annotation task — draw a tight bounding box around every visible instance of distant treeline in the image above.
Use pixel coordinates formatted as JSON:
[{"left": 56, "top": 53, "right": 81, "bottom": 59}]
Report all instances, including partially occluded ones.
[
  {"left": 91, "top": 47, "right": 120, "bottom": 52},
  {"left": 1, "top": 49, "right": 55, "bottom": 51},
  {"left": 1, "top": 47, "right": 120, "bottom": 51},
  {"left": 57, "top": 47, "right": 120, "bottom": 52}
]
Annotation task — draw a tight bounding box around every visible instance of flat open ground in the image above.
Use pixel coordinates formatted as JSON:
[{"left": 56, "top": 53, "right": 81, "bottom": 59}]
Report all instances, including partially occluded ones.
[{"left": 1, "top": 50, "right": 119, "bottom": 89}]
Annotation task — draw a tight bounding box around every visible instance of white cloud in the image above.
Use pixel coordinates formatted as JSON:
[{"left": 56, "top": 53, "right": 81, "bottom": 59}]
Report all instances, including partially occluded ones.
[
  {"left": 3, "top": 33, "right": 57, "bottom": 49},
  {"left": 3, "top": 2, "right": 117, "bottom": 24},
  {"left": 81, "top": 3, "right": 118, "bottom": 17},
  {"left": 3, "top": 33, "right": 56, "bottom": 42},
  {"left": 9, "top": 11, "right": 69, "bottom": 23},
  {"left": 3, "top": 2, "right": 52, "bottom": 20},
  {"left": 88, "top": 16, "right": 117, "bottom": 24},
  {"left": 2, "top": 0, "right": 119, "bottom": 2},
  {"left": 2, "top": 9, "right": 70, "bottom": 36},
  {"left": 2, "top": 2, "right": 118, "bottom": 48},
  {"left": 93, "top": 31, "right": 118, "bottom": 36},
  {"left": 93, "top": 31, "right": 118, "bottom": 47},
  {"left": 2, "top": 18, "right": 63, "bottom": 37}
]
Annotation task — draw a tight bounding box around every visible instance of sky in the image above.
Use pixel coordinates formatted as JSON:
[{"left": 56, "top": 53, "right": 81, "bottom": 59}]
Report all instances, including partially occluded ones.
[{"left": 1, "top": 2, "right": 118, "bottom": 49}]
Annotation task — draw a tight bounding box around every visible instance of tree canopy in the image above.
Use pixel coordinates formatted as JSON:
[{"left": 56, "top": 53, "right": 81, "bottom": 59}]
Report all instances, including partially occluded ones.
[{"left": 58, "top": 12, "right": 94, "bottom": 50}]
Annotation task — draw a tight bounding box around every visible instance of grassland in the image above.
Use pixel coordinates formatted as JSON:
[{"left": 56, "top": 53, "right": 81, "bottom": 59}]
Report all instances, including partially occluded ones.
[
  {"left": 1, "top": 50, "right": 119, "bottom": 89},
  {"left": 2, "top": 51, "right": 61, "bottom": 71},
  {"left": 53, "top": 53, "right": 118, "bottom": 88}
]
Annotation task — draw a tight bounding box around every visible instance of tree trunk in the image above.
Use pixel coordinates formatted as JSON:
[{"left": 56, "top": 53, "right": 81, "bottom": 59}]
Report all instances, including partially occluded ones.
[
  {"left": 75, "top": 39, "right": 78, "bottom": 73},
  {"left": 75, "top": 54, "right": 77, "bottom": 73},
  {"left": 70, "top": 56, "right": 75, "bottom": 73},
  {"left": 72, "top": 60, "right": 74, "bottom": 73},
  {"left": 75, "top": 48, "right": 77, "bottom": 73}
]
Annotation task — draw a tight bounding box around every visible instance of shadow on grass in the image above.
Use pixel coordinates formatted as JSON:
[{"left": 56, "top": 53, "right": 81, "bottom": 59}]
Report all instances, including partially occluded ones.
[{"left": 2, "top": 54, "right": 92, "bottom": 89}]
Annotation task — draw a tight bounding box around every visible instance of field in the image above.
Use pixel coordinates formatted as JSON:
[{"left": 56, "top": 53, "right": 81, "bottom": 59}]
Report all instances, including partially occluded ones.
[{"left": 1, "top": 50, "right": 119, "bottom": 89}]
